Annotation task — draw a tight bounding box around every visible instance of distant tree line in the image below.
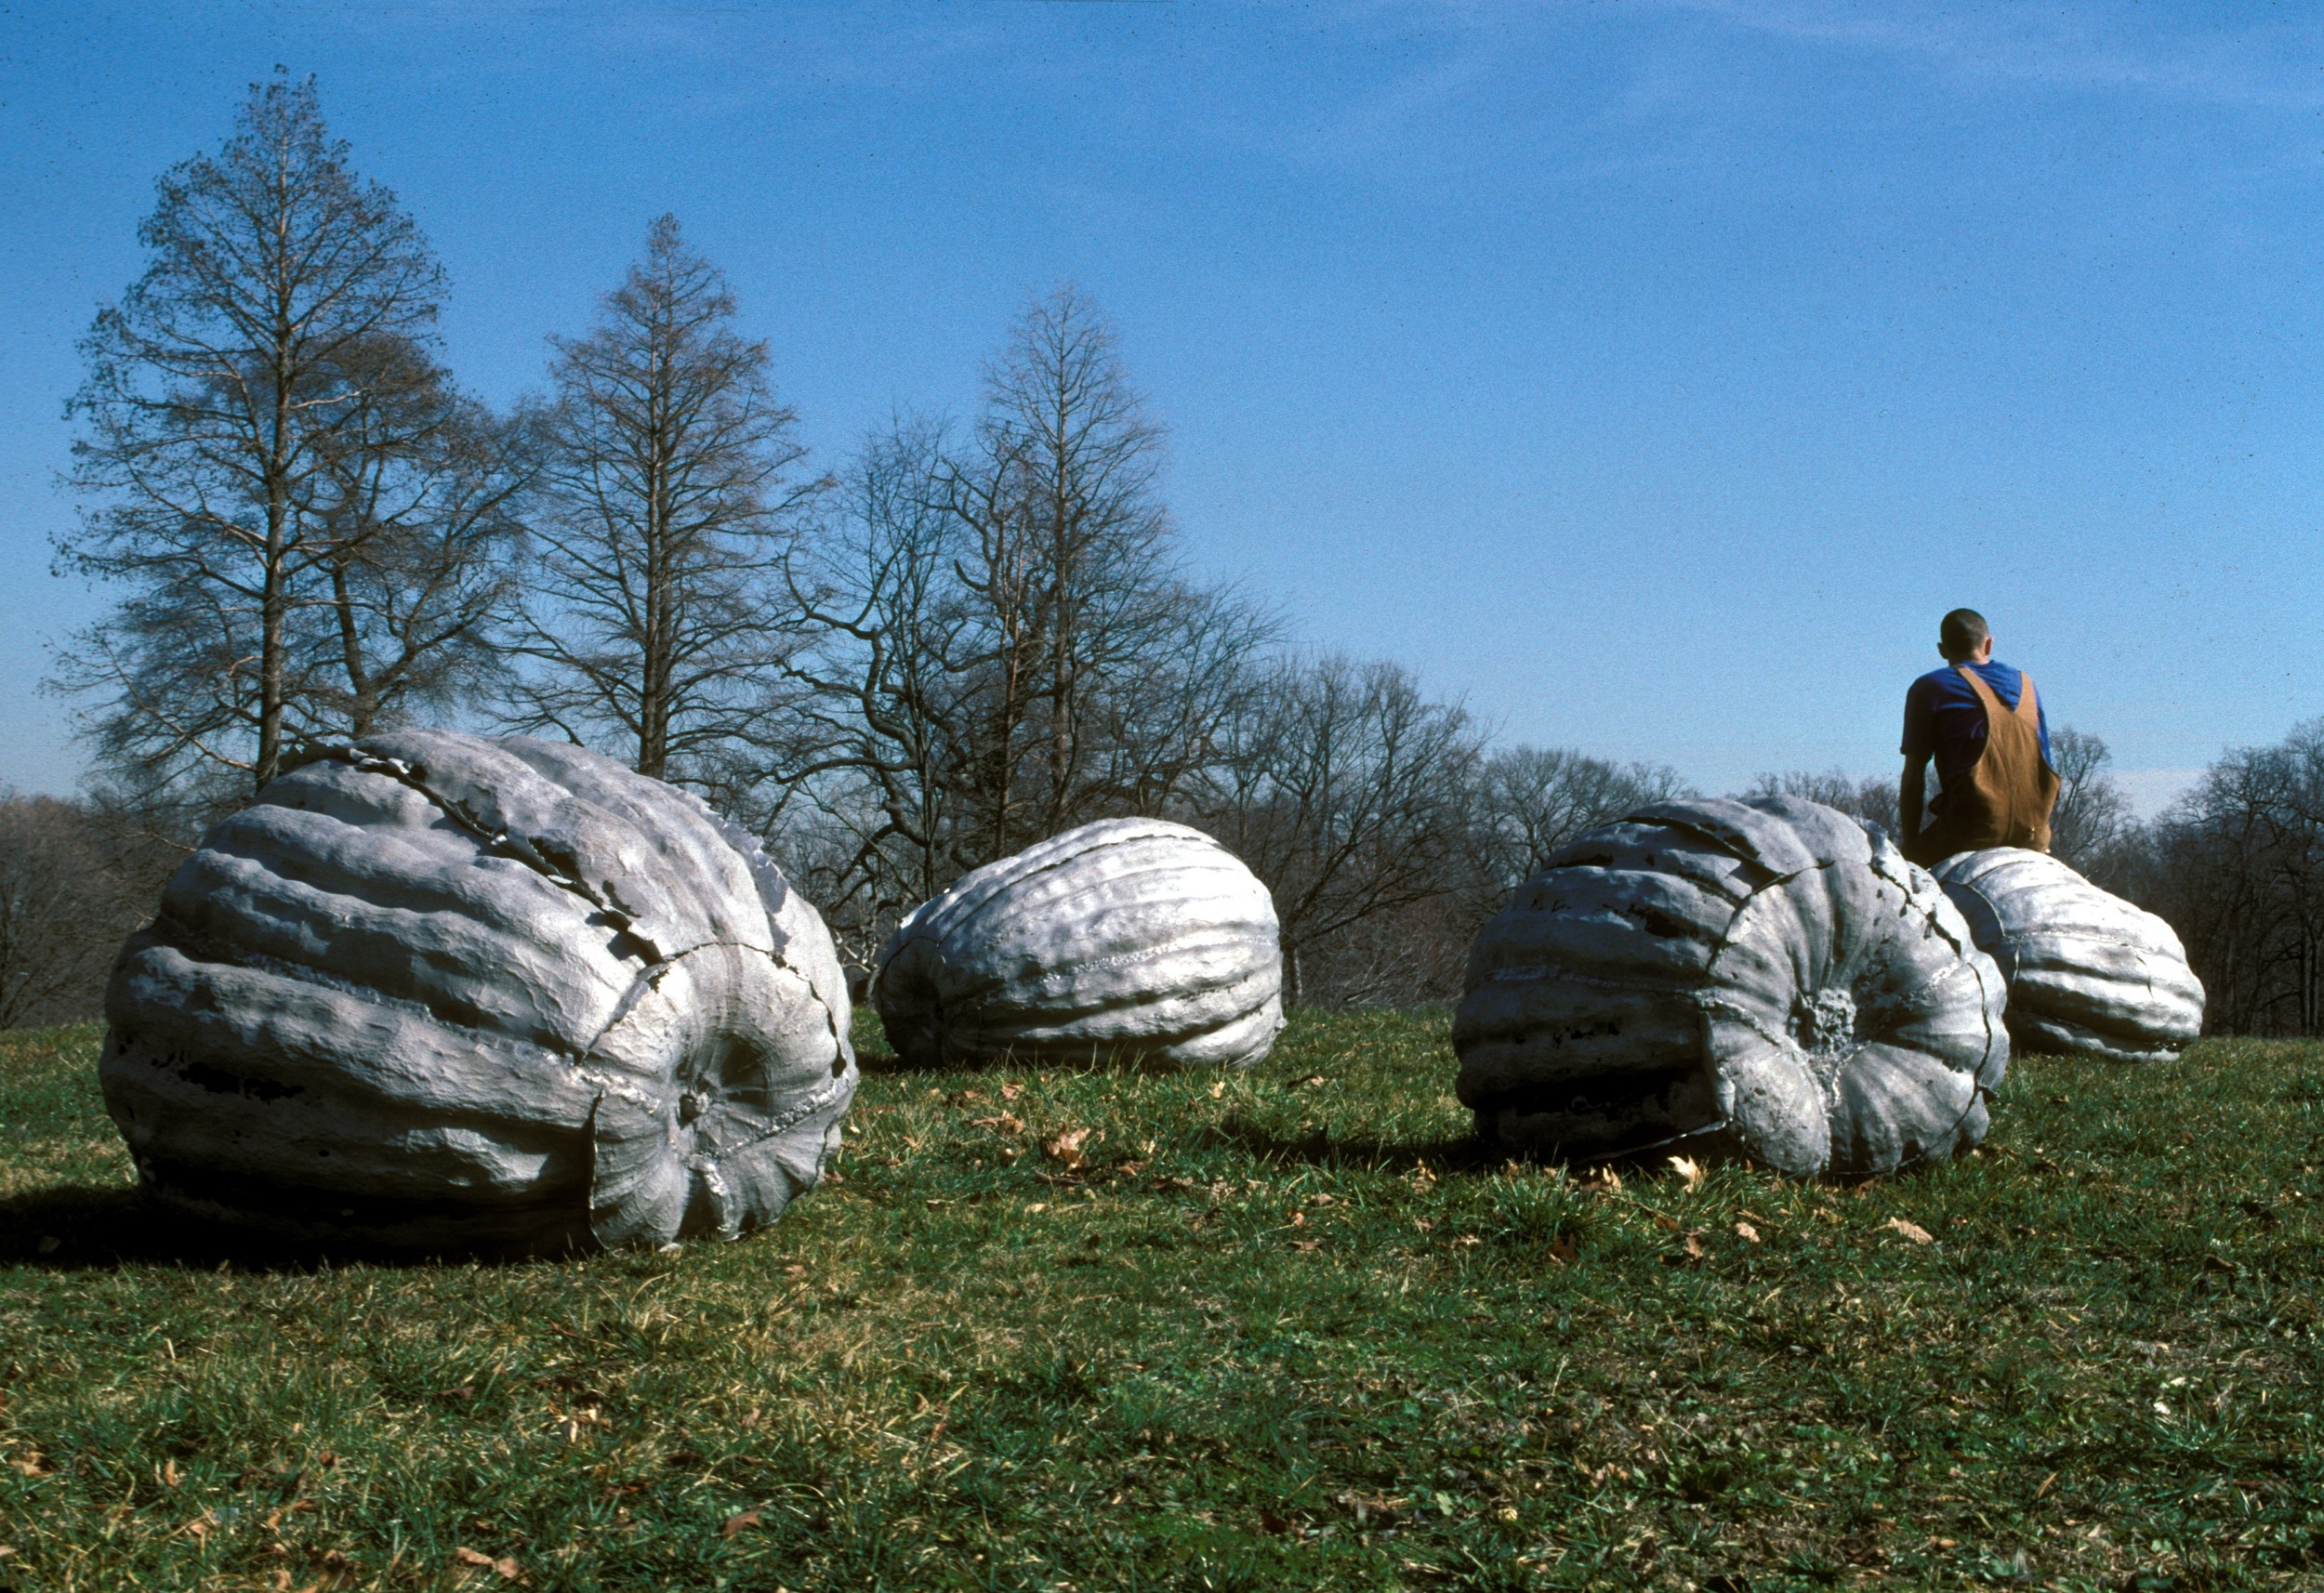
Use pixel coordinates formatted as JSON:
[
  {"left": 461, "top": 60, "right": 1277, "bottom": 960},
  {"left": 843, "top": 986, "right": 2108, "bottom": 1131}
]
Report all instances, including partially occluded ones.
[{"left": 3, "top": 76, "right": 2303, "bottom": 1033}]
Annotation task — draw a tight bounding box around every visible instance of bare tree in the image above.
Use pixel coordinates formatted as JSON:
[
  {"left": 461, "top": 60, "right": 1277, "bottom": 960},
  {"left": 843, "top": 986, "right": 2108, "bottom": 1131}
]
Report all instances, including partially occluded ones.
[
  {"left": 771, "top": 297, "right": 1274, "bottom": 971},
  {"left": 307, "top": 335, "right": 529, "bottom": 736},
  {"left": 57, "top": 73, "right": 467, "bottom": 801},
  {"left": 775, "top": 422, "right": 972, "bottom": 933},
  {"left": 504, "top": 215, "right": 822, "bottom": 787},
  {"left": 1195, "top": 656, "right": 1483, "bottom": 1007},
  {"left": 1481, "top": 746, "right": 1692, "bottom": 890},
  {"left": 1745, "top": 769, "right": 1902, "bottom": 838},
  {"left": 2128, "top": 722, "right": 2324, "bottom": 1035},
  {"left": 0, "top": 796, "right": 183, "bottom": 1029},
  {"left": 2046, "top": 726, "right": 2133, "bottom": 874},
  {"left": 935, "top": 285, "right": 1228, "bottom": 854}
]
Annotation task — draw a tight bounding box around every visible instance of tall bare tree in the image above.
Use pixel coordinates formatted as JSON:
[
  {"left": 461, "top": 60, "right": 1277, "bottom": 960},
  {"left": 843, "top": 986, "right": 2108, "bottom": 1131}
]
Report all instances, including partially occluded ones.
[
  {"left": 2126, "top": 721, "right": 2324, "bottom": 1035},
  {"left": 776, "top": 421, "right": 971, "bottom": 925},
  {"left": 56, "top": 73, "right": 488, "bottom": 804},
  {"left": 1196, "top": 656, "right": 1483, "bottom": 1007},
  {"left": 504, "top": 216, "right": 820, "bottom": 789},
  {"left": 937, "top": 285, "right": 1218, "bottom": 854},
  {"left": 2045, "top": 727, "right": 2133, "bottom": 874},
  {"left": 771, "top": 296, "right": 1273, "bottom": 970},
  {"left": 300, "top": 335, "right": 528, "bottom": 736}
]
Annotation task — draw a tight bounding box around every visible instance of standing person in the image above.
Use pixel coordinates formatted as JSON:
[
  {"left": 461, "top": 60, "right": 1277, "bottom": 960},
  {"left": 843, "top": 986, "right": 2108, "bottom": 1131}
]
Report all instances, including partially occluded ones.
[{"left": 1898, "top": 608, "right": 2061, "bottom": 865}]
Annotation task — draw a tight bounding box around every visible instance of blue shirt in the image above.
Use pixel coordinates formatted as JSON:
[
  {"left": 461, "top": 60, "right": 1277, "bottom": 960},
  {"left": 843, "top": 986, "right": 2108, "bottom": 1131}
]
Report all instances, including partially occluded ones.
[{"left": 1901, "top": 661, "right": 2053, "bottom": 781}]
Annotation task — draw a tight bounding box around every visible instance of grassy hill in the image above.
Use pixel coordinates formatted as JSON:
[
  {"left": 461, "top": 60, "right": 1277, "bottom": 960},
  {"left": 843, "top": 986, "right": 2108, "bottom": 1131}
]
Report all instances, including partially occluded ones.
[{"left": 0, "top": 1013, "right": 2318, "bottom": 1591}]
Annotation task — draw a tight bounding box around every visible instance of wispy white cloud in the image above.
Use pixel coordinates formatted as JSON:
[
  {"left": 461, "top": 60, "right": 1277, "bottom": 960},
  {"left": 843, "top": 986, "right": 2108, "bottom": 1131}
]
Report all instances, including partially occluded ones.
[
  {"left": 1621, "top": 0, "right": 2324, "bottom": 111},
  {"left": 340, "top": 1, "right": 1020, "bottom": 99}
]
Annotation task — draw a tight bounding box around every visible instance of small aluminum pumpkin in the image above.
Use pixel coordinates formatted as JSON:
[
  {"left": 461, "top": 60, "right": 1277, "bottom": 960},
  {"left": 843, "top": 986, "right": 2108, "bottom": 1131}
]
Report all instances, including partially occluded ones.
[
  {"left": 1931, "top": 848, "right": 2204, "bottom": 1063},
  {"left": 100, "top": 729, "right": 856, "bottom": 1253},
  {"left": 1454, "top": 796, "right": 2008, "bottom": 1178},
  {"left": 872, "top": 818, "right": 1283, "bottom": 1070}
]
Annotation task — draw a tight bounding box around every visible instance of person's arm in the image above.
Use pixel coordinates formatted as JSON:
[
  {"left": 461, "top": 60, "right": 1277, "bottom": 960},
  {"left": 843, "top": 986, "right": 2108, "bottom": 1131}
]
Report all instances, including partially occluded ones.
[{"left": 1900, "top": 754, "right": 1929, "bottom": 861}]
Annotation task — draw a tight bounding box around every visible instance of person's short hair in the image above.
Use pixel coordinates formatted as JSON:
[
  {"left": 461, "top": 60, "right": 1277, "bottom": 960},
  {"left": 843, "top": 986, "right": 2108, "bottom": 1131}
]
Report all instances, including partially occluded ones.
[{"left": 1940, "top": 608, "right": 1990, "bottom": 661}]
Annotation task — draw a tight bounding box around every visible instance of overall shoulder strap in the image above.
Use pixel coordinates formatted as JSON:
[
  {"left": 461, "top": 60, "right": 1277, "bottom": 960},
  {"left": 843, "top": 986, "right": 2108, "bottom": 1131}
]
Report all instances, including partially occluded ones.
[
  {"left": 2014, "top": 673, "right": 2040, "bottom": 719},
  {"left": 1956, "top": 664, "right": 2000, "bottom": 710}
]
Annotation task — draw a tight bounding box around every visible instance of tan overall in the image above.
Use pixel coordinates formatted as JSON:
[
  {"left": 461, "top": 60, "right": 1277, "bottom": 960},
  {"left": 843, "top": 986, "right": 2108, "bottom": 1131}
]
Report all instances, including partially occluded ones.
[{"left": 1916, "top": 665, "right": 2061, "bottom": 863}]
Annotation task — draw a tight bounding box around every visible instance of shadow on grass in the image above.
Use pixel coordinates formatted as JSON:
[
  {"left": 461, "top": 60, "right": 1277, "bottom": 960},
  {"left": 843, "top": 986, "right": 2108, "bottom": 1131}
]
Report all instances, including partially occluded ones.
[
  {"left": 0, "top": 1182, "right": 594, "bottom": 1272},
  {"left": 852, "top": 1044, "right": 1227, "bottom": 1082},
  {"left": 0, "top": 1181, "right": 257, "bottom": 1270}
]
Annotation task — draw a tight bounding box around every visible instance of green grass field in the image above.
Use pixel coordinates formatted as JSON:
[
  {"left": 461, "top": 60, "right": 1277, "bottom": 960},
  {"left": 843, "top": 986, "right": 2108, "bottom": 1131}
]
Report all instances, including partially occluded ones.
[{"left": 1, "top": 1013, "right": 2319, "bottom": 1592}]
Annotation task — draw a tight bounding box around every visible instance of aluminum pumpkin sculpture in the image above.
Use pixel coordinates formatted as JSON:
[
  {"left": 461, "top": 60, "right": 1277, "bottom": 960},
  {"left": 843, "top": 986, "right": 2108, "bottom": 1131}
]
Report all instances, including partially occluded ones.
[
  {"left": 1931, "top": 847, "right": 2203, "bottom": 1063},
  {"left": 1454, "top": 796, "right": 2008, "bottom": 1178},
  {"left": 873, "top": 818, "right": 1283, "bottom": 1070},
  {"left": 100, "top": 730, "right": 857, "bottom": 1253}
]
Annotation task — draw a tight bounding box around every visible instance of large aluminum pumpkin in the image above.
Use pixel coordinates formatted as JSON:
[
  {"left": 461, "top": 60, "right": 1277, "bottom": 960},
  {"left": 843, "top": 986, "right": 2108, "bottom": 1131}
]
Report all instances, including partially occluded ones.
[
  {"left": 1454, "top": 796, "right": 2008, "bottom": 1178},
  {"left": 1931, "top": 848, "right": 2203, "bottom": 1063},
  {"left": 872, "top": 818, "right": 1283, "bottom": 1070},
  {"left": 100, "top": 730, "right": 856, "bottom": 1253}
]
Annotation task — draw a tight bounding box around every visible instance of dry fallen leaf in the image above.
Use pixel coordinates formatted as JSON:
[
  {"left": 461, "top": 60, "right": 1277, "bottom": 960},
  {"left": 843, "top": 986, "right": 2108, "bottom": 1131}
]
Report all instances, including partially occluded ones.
[
  {"left": 972, "top": 1113, "right": 1025, "bottom": 1135},
  {"left": 1548, "top": 1235, "right": 1580, "bottom": 1266},
  {"left": 453, "top": 1547, "right": 522, "bottom": 1582},
  {"left": 1045, "top": 1128, "right": 1092, "bottom": 1168},
  {"left": 999, "top": 1081, "right": 1023, "bottom": 1101},
  {"left": 1208, "top": 1080, "right": 1226, "bottom": 1099},
  {"left": 721, "top": 1509, "right": 761, "bottom": 1539},
  {"left": 455, "top": 1547, "right": 494, "bottom": 1566},
  {"left": 1735, "top": 1221, "right": 1761, "bottom": 1243},
  {"left": 1883, "top": 1217, "right": 1935, "bottom": 1244},
  {"left": 1683, "top": 1231, "right": 1707, "bottom": 1261},
  {"left": 1667, "top": 1154, "right": 1705, "bottom": 1189},
  {"left": 1579, "top": 1165, "right": 1622, "bottom": 1193}
]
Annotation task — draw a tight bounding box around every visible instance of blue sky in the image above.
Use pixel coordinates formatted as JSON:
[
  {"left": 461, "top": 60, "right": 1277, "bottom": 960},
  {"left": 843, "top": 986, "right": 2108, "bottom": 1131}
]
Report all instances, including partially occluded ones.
[{"left": 4, "top": 1, "right": 2321, "bottom": 810}]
